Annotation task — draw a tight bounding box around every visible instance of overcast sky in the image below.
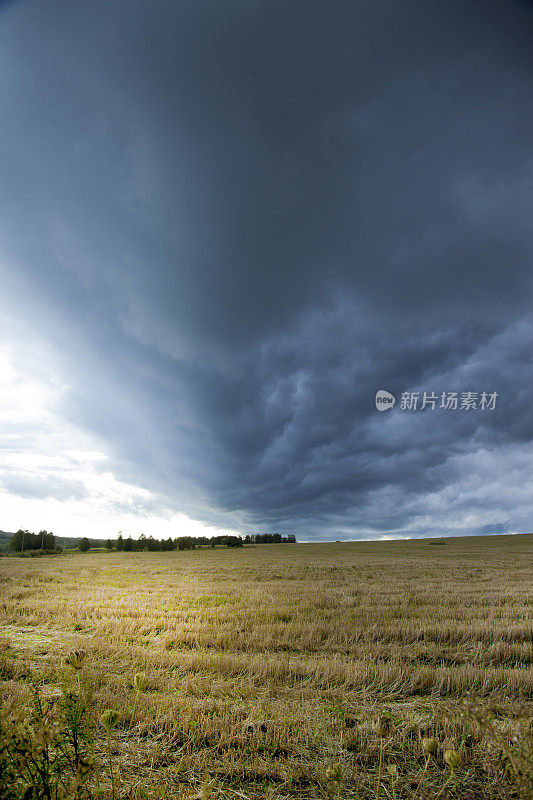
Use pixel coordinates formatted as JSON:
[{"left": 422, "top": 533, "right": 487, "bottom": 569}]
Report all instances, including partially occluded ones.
[{"left": 1, "top": 0, "right": 532, "bottom": 541}]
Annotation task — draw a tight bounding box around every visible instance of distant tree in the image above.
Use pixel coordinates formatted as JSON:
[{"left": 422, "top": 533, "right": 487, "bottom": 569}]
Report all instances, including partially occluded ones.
[
  {"left": 79, "top": 537, "right": 90, "bottom": 552},
  {"left": 41, "top": 531, "right": 56, "bottom": 550},
  {"left": 116, "top": 534, "right": 124, "bottom": 551},
  {"left": 223, "top": 535, "right": 243, "bottom": 548},
  {"left": 123, "top": 536, "right": 134, "bottom": 552},
  {"left": 137, "top": 534, "right": 147, "bottom": 551},
  {"left": 161, "top": 537, "right": 175, "bottom": 551},
  {"left": 176, "top": 537, "right": 192, "bottom": 550},
  {"left": 9, "top": 529, "right": 26, "bottom": 552},
  {"left": 105, "top": 539, "right": 114, "bottom": 550}
]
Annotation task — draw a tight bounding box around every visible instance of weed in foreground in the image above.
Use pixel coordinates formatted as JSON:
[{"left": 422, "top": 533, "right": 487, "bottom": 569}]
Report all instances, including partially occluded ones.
[
  {"left": 416, "top": 736, "right": 439, "bottom": 790},
  {"left": 373, "top": 715, "right": 394, "bottom": 800},
  {"left": 460, "top": 695, "right": 533, "bottom": 800},
  {"left": 0, "top": 681, "right": 95, "bottom": 800},
  {"left": 130, "top": 671, "right": 146, "bottom": 731},
  {"left": 100, "top": 710, "right": 119, "bottom": 800},
  {"left": 435, "top": 748, "right": 461, "bottom": 798}
]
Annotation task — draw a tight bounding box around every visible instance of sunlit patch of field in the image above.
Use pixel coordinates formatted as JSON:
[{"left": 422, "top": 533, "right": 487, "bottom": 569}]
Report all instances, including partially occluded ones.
[{"left": 0, "top": 534, "right": 532, "bottom": 799}]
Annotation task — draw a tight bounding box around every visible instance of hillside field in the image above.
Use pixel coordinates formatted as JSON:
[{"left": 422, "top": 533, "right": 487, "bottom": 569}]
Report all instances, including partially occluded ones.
[{"left": 0, "top": 534, "right": 532, "bottom": 799}]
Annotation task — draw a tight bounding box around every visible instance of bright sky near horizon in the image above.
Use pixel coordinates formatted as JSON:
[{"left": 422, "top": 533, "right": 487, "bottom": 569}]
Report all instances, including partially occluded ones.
[{"left": 0, "top": 345, "right": 231, "bottom": 539}]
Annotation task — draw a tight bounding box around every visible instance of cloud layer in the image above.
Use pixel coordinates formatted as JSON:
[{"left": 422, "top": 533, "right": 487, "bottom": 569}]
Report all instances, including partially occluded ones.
[{"left": 0, "top": 0, "right": 532, "bottom": 538}]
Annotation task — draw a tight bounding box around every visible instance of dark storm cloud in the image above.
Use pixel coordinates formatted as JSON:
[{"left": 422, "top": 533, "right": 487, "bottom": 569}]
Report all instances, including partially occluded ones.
[{"left": 0, "top": 0, "right": 532, "bottom": 537}]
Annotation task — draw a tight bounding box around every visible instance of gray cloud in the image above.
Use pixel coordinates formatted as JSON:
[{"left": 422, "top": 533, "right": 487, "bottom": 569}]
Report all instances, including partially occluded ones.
[
  {"left": 0, "top": 0, "right": 532, "bottom": 538},
  {"left": 0, "top": 474, "right": 89, "bottom": 502}
]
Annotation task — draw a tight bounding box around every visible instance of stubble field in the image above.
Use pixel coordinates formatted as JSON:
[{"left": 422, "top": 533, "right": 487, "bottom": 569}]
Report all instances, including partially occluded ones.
[{"left": 0, "top": 534, "right": 532, "bottom": 799}]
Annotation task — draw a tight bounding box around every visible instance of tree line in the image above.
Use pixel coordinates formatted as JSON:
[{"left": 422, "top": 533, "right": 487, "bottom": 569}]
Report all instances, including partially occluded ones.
[
  {"left": 246, "top": 533, "right": 296, "bottom": 544},
  {"left": 8, "top": 529, "right": 297, "bottom": 554},
  {"left": 103, "top": 532, "right": 296, "bottom": 551}
]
